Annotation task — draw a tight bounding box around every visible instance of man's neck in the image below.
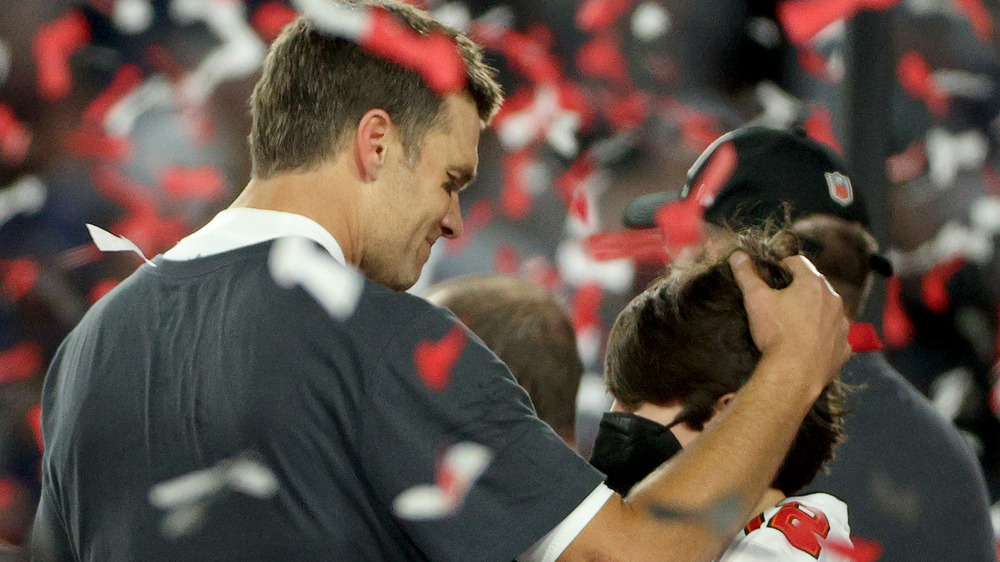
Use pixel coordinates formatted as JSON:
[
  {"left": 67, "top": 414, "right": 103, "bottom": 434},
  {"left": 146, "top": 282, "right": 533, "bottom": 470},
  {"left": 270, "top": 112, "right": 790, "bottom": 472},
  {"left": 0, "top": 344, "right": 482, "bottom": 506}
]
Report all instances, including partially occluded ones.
[
  {"left": 231, "top": 165, "right": 362, "bottom": 265},
  {"left": 753, "top": 488, "right": 786, "bottom": 519}
]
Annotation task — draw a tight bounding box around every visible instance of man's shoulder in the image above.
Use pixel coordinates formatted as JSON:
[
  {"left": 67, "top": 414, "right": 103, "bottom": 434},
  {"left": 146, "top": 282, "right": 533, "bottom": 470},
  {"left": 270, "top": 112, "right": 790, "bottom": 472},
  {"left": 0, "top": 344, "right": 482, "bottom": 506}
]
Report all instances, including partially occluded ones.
[{"left": 723, "top": 493, "right": 850, "bottom": 561}]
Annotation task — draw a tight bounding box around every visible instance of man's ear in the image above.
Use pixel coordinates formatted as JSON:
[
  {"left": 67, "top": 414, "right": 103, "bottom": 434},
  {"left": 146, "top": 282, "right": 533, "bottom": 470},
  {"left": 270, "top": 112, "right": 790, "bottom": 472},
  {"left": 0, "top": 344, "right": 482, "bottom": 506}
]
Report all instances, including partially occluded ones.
[
  {"left": 715, "top": 392, "right": 737, "bottom": 414},
  {"left": 355, "top": 108, "right": 392, "bottom": 182}
]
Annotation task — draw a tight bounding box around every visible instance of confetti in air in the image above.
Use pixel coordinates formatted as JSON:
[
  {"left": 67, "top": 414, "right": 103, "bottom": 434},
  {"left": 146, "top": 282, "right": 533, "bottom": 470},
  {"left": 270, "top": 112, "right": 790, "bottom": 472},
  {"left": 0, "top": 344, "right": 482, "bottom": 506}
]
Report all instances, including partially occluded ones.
[
  {"left": 393, "top": 441, "right": 493, "bottom": 520},
  {"left": 413, "top": 324, "right": 467, "bottom": 392},
  {"left": 149, "top": 453, "right": 279, "bottom": 539},
  {"left": 0, "top": 176, "right": 46, "bottom": 228},
  {"left": 293, "top": 0, "right": 467, "bottom": 95},
  {"left": 268, "top": 236, "right": 365, "bottom": 321},
  {"left": 86, "top": 224, "right": 157, "bottom": 267}
]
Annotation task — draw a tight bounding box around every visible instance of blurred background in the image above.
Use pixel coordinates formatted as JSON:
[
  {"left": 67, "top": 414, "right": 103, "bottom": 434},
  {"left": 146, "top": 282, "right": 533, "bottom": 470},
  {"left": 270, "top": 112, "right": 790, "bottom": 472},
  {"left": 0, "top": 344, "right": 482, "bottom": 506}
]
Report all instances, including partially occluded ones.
[{"left": 0, "top": 0, "right": 999, "bottom": 550}]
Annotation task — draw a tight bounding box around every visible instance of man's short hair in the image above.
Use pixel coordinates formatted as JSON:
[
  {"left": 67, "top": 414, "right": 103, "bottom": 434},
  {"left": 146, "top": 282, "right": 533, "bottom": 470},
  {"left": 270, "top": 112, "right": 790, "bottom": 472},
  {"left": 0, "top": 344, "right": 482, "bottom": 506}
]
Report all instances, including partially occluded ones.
[
  {"left": 604, "top": 228, "right": 848, "bottom": 496},
  {"left": 792, "top": 214, "right": 879, "bottom": 320},
  {"left": 250, "top": 0, "right": 503, "bottom": 179},
  {"left": 426, "top": 276, "right": 583, "bottom": 443}
]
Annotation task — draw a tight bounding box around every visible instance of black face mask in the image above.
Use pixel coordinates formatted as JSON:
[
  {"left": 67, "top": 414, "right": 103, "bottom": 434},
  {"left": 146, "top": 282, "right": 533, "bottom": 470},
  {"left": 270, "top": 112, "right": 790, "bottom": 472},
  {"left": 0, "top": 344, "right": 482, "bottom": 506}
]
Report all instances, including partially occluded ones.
[{"left": 589, "top": 412, "right": 686, "bottom": 496}]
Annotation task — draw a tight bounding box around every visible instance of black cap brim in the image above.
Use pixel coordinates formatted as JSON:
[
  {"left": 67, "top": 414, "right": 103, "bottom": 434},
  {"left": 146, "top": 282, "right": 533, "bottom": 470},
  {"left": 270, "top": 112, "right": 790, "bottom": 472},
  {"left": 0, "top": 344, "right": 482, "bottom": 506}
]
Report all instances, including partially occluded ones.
[{"left": 622, "top": 191, "right": 684, "bottom": 229}]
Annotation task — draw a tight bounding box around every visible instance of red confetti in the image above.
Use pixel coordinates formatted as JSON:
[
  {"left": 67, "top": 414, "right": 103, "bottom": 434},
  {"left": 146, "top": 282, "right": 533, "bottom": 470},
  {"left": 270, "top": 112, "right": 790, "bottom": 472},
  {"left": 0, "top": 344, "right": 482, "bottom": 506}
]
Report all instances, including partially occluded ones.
[
  {"left": 583, "top": 228, "right": 672, "bottom": 263},
  {"left": 26, "top": 404, "right": 42, "bottom": 452},
  {"left": 555, "top": 154, "right": 596, "bottom": 203},
  {"left": 1, "top": 258, "right": 40, "bottom": 302},
  {"left": 848, "top": 322, "right": 884, "bottom": 353},
  {"left": 654, "top": 197, "right": 702, "bottom": 250},
  {"left": 493, "top": 29, "right": 564, "bottom": 85},
  {"left": 678, "top": 111, "right": 723, "bottom": 154},
  {"left": 65, "top": 130, "right": 133, "bottom": 162},
  {"left": 577, "top": 33, "right": 633, "bottom": 87},
  {"left": 897, "top": 51, "right": 949, "bottom": 118},
  {"left": 823, "top": 536, "right": 884, "bottom": 562},
  {"left": 251, "top": 2, "right": 299, "bottom": 42},
  {"left": 33, "top": 10, "right": 91, "bottom": 100},
  {"left": 571, "top": 283, "right": 604, "bottom": 332},
  {"left": 953, "top": 0, "right": 994, "bottom": 43},
  {"left": 499, "top": 149, "right": 536, "bottom": 220},
  {"left": 803, "top": 105, "right": 842, "bottom": 153},
  {"left": 920, "top": 257, "right": 967, "bottom": 314},
  {"left": 160, "top": 165, "right": 227, "bottom": 200},
  {"left": 797, "top": 48, "right": 830, "bottom": 80},
  {"left": 777, "top": 0, "right": 901, "bottom": 47},
  {"left": 493, "top": 244, "right": 520, "bottom": 274},
  {"left": 0, "top": 479, "right": 20, "bottom": 513},
  {"left": 81, "top": 64, "right": 144, "bottom": 128},
  {"left": 88, "top": 278, "right": 119, "bottom": 304},
  {"left": 90, "top": 165, "right": 156, "bottom": 214},
  {"left": 413, "top": 325, "right": 466, "bottom": 392},
  {"left": 0, "top": 105, "right": 31, "bottom": 166},
  {"left": 576, "top": 0, "right": 633, "bottom": 31},
  {"left": 604, "top": 90, "right": 650, "bottom": 131},
  {"left": 883, "top": 276, "right": 914, "bottom": 348},
  {"left": 0, "top": 343, "right": 43, "bottom": 385},
  {"left": 362, "top": 9, "right": 467, "bottom": 95}
]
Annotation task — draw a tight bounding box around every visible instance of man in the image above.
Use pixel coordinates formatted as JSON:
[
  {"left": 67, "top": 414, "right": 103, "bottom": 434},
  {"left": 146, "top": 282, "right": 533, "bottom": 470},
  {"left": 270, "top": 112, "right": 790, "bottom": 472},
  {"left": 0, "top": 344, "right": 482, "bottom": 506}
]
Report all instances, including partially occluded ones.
[
  {"left": 32, "top": 4, "right": 851, "bottom": 561},
  {"left": 591, "top": 228, "right": 852, "bottom": 560},
  {"left": 425, "top": 275, "right": 581, "bottom": 447},
  {"left": 621, "top": 125, "right": 996, "bottom": 561}
]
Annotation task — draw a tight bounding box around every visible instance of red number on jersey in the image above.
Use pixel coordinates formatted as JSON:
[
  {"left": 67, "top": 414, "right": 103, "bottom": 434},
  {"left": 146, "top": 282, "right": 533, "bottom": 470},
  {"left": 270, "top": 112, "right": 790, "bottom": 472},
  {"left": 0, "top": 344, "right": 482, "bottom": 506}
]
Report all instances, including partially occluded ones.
[{"left": 766, "top": 502, "right": 831, "bottom": 558}]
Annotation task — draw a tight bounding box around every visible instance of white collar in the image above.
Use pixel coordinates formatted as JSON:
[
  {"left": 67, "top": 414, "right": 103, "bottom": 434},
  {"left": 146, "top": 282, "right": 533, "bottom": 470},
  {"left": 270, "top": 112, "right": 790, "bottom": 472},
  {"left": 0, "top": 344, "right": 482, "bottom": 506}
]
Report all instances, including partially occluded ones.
[{"left": 163, "top": 208, "right": 347, "bottom": 265}]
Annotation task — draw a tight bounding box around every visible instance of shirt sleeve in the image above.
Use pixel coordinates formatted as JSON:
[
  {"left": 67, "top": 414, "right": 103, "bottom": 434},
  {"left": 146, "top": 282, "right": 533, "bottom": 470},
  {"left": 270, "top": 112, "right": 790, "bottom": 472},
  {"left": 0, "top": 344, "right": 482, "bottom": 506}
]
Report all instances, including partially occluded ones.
[{"left": 357, "top": 301, "right": 607, "bottom": 562}]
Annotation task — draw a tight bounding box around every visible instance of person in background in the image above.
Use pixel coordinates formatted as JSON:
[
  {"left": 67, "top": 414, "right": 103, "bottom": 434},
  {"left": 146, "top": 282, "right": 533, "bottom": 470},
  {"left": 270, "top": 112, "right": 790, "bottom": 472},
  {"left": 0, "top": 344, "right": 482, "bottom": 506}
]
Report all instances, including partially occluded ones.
[
  {"left": 621, "top": 125, "right": 996, "bottom": 561},
  {"left": 425, "top": 275, "right": 582, "bottom": 448},
  {"left": 591, "top": 227, "right": 853, "bottom": 560}
]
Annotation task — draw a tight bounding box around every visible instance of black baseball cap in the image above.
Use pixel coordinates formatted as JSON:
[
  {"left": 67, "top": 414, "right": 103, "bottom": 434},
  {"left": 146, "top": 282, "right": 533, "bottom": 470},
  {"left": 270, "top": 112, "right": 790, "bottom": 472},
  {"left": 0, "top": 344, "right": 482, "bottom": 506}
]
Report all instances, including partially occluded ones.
[{"left": 622, "top": 126, "right": 892, "bottom": 276}]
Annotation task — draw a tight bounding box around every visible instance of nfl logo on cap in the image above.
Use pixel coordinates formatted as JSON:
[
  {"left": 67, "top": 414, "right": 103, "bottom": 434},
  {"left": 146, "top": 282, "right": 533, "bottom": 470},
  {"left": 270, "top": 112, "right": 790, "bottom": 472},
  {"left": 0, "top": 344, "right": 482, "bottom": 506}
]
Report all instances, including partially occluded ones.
[{"left": 825, "top": 172, "right": 853, "bottom": 206}]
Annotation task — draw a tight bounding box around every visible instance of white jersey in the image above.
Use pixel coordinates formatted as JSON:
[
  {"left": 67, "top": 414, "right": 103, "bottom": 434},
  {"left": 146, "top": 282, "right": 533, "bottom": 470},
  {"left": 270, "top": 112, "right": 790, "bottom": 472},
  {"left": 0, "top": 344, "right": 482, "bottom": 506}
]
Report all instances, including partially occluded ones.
[{"left": 717, "top": 493, "right": 851, "bottom": 561}]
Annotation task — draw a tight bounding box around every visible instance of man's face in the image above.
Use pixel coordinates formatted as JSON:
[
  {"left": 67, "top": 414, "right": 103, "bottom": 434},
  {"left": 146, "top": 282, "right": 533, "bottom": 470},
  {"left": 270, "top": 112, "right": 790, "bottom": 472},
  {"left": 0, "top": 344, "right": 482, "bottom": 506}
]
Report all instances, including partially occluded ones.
[{"left": 361, "top": 95, "right": 481, "bottom": 291}]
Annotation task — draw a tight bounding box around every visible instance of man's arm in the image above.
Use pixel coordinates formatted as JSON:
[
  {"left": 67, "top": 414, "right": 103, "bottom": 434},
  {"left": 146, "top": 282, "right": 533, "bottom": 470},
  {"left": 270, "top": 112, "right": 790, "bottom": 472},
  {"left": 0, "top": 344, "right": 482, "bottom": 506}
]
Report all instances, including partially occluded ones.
[{"left": 561, "top": 253, "right": 852, "bottom": 562}]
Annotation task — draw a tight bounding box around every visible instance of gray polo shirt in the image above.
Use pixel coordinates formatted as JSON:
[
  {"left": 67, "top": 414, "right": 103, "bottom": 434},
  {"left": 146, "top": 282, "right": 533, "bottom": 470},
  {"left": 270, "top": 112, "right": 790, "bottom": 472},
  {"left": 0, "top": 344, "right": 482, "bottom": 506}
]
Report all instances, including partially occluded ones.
[{"left": 33, "top": 211, "right": 605, "bottom": 561}]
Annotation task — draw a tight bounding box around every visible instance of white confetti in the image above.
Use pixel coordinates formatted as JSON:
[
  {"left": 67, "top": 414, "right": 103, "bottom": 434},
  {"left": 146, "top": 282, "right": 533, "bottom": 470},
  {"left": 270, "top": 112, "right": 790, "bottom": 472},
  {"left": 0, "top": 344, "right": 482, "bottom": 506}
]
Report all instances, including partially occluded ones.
[
  {"left": 149, "top": 468, "right": 225, "bottom": 509},
  {"left": 746, "top": 17, "right": 780, "bottom": 49},
  {"left": 114, "top": 0, "right": 154, "bottom": 34},
  {"left": 150, "top": 453, "right": 280, "bottom": 539},
  {"left": 161, "top": 502, "right": 207, "bottom": 539},
  {"left": 268, "top": 236, "right": 365, "bottom": 321},
  {"left": 291, "top": 0, "right": 372, "bottom": 39},
  {"left": 0, "top": 175, "right": 46, "bottom": 228},
  {"left": 104, "top": 76, "right": 173, "bottom": 138},
  {"left": 497, "top": 86, "right": 582, "bottom": 158},
  {"left": 631, "top": 2, "right": 671, "bottom": 42},
  {"left": 86, "top": 223, "right": 157, "bottom": 267},
  {"left": 170, "top": 0, "right": 266, "bottom": 105},
  {"left": 929, "top": 367, "right": 975, "bottom": 422},
  {"left": 226, "top": 458, "right": 279, "bottom": 499},
  {"left": 433, "top": 2, "right": 472, "bottom": 32},
  {"left": 926, "top": 127, "right": 989, "bottom": 188},
  {"left": 393, "top": 442, "right": 493, "bottom": 520},
  {"left": 754, "top": 82, "right": 802, "bottom": 129},
  {"left": 970, "top": 196, "right": 1000, "bottom": 234},
  {"left": 556, "top": 239, "right": 635, "bottom": 295}
]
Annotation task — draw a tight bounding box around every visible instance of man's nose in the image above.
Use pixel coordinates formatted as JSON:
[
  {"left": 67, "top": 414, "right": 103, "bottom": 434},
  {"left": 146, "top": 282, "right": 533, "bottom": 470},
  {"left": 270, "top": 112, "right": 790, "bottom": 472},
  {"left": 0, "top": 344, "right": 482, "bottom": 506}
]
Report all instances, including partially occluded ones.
[{"left": 441, "top": 191, "right": 464, "bottom": 239}]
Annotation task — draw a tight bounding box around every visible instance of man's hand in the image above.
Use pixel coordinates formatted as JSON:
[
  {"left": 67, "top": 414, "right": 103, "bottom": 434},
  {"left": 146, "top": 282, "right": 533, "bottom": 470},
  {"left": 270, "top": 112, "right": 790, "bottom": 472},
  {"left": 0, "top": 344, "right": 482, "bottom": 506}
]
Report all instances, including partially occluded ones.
[{"left": 729, "top": 250, "right": 851, "bottom": 389}]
